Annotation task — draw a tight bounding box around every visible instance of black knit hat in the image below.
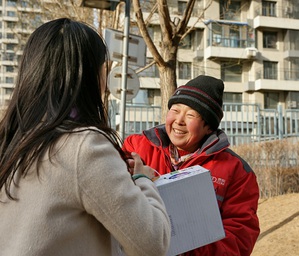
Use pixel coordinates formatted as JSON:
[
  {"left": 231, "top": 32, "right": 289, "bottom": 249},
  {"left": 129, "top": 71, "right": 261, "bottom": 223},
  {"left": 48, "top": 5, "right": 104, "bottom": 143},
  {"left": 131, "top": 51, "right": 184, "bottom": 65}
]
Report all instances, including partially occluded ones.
[{"left": 168, "top": 75, "right": 224, "bottom": 130}]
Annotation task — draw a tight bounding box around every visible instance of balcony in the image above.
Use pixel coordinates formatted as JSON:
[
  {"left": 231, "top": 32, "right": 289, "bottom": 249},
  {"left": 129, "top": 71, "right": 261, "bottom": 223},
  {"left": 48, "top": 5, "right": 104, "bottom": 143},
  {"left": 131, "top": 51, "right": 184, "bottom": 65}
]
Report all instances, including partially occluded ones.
[
  {"left": 254, "top": 6, "right": 299, "bottom": 29},
  {"left": 284, "top": 50, "right": 299, "bottom": 59},
  {"left": 205, "top": 35, "right": 257, "bottom": 59},
  {"left": 244, "top": 67, "right": 299, "bottom": 92},
  {"left": 205, "top": 20, "right": 255, "bottom": 59},
  {"left": 254, "top": 79, "right": 299, "bottom": 91},
  {"left": 205, "top": 45, "right": 253, "bottom": 59},
  {"left": 244, "top": 79, "right": 299, "bottom": 92}
]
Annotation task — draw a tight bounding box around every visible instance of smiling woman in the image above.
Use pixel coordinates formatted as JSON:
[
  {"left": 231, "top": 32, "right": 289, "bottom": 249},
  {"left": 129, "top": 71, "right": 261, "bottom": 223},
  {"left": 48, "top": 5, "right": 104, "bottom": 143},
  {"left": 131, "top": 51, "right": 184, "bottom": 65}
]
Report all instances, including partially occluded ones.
[
  {"left": 123, "top": 75, "right": 260, "bottom": 256},
  {"left": 165, "top": 103, "right": 211, "bottom": 153}
]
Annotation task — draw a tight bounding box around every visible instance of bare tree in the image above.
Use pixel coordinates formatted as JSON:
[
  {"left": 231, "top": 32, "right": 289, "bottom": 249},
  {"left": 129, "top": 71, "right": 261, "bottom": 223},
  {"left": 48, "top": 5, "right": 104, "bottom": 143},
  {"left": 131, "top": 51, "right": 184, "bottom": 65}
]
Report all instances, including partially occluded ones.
[
  {"left": 13, "top": 0, "right": 97, "bottom": 55},
  {"left": 40, "top": 0, "right": 92, "bottom": 21},
  {"left": 132, "top": 0, "right": 212, "bottom": 122},
  {"left": 18, "top": 0, "right": 120, "bottom": 35},
  {"left": 14, "top": 0, "right": 212, "bottom": 123},
  {"left": 58, "top": 0, "right": 211, "bottom": 123}
]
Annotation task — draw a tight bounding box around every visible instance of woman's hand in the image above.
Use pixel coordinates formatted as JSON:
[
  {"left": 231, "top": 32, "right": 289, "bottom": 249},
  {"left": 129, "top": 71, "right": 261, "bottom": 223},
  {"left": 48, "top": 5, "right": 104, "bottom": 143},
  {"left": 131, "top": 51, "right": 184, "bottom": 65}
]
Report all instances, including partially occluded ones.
[{"left": 130, "top": 152, "right": 155, "bottom": 180}]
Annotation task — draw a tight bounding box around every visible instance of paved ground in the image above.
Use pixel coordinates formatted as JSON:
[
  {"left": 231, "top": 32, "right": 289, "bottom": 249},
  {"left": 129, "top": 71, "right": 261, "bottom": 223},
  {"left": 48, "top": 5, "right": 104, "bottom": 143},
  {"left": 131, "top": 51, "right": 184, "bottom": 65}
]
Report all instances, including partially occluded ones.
[{"left": 251, "top": 193, "right": 299, "bottom": 256}]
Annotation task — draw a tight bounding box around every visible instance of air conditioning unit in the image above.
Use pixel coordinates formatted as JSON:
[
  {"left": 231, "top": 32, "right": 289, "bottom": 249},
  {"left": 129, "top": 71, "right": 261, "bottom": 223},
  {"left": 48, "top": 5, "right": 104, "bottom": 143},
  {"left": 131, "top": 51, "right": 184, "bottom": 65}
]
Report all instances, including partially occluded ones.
[{"left": 246, "top": 47, "right": 258, "bottom": 58}]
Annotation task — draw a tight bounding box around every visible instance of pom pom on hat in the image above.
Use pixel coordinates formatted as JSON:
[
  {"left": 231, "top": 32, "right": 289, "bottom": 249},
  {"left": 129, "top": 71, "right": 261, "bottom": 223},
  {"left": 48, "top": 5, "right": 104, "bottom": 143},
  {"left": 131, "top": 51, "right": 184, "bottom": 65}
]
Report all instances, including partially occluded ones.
[{"left": 168, "top": 75, "right": 224, "bottom": 130}]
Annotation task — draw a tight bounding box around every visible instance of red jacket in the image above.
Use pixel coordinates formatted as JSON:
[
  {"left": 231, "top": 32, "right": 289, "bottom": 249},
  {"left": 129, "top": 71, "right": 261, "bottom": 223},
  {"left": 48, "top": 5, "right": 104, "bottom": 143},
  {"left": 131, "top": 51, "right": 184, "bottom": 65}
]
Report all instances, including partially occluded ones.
[{"left": 123, "top": 125, "right": 260, "bottom": 256}]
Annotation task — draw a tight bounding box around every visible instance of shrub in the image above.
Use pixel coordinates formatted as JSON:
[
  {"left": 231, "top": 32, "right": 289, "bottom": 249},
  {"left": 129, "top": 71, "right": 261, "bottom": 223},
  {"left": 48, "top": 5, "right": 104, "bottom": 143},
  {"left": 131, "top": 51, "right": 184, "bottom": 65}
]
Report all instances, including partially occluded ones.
[{"left": 232, "top": 139, "right": 299, "bottom": 198}]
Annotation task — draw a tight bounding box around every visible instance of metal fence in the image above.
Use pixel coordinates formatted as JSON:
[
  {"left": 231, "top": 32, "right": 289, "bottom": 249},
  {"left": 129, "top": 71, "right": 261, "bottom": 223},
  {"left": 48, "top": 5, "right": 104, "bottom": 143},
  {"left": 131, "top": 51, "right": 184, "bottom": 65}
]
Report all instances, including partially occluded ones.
[
  {"left": 108, "top": 101, "right": 299, "bottom": 146},
  {"left": 220, "top": 104, "right": 299, "bottom": 145}
]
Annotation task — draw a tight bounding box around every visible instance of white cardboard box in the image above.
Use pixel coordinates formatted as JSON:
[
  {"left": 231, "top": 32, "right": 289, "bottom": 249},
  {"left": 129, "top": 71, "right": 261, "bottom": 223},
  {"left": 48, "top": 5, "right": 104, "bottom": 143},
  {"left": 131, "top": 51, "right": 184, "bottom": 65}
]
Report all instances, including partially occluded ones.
[
  {"left": 112, "top": 165, "right": 225, "bottom": 256},
  {"left": 154, "top": 165, "right": 225, "bottom": 256}
]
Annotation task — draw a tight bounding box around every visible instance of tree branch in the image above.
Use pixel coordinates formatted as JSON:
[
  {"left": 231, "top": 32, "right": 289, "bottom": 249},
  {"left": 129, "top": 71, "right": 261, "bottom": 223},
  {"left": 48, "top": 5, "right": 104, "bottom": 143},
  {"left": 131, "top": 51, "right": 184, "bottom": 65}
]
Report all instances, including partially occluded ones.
[
  {"left": 132, "top": 0, "right": 165, "bottom": 66},
  {"left": 156, "top": 0, "right": 174, "bottom": 41}
]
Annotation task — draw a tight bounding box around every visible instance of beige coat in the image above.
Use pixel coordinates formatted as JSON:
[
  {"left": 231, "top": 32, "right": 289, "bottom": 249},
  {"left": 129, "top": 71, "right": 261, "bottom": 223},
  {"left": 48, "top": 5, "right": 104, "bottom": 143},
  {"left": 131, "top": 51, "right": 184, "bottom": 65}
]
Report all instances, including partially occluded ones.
[{"left": 0, "top": 128, "right": 170, "bottom": 256}]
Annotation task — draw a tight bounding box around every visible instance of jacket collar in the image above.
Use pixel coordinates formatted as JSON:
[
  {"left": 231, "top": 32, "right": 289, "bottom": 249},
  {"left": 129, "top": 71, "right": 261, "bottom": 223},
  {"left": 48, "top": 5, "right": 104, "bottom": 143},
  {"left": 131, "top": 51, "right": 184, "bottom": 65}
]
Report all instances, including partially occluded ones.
[
  {"left": 143, "top": 124, "right": 230, "bottom": 155},
  {"left": 143, "top": 124, "right": 170, "bottom": 148}
]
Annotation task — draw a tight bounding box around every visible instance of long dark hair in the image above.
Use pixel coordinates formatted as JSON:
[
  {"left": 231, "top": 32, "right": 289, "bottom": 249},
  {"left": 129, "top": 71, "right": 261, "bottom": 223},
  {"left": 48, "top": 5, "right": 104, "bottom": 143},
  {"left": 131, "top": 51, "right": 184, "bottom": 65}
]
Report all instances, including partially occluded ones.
[{"left": 0, "top": 18, "right": 125, "bottom": 200}]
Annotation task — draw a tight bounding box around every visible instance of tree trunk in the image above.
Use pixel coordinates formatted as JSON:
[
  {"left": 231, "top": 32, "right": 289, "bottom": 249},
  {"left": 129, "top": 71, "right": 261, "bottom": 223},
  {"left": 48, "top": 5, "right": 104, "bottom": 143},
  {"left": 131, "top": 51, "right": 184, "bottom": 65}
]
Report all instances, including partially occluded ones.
[{"left": 159, "top": 65, "right": 177, "bottom": 123}]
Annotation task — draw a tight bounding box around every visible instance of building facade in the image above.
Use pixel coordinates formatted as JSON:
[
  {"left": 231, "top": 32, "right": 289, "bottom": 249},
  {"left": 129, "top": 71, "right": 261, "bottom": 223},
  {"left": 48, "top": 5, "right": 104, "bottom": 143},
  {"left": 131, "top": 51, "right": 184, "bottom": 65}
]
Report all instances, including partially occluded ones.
[
  {"left": 132, "top": 0, "right": 299, "bottom": 112},
  {"left": 1, "top": 0, "right": 299, "bottom": 140},
  {"left": 0, "top": 0, "right": 43, "bottom": 108}
]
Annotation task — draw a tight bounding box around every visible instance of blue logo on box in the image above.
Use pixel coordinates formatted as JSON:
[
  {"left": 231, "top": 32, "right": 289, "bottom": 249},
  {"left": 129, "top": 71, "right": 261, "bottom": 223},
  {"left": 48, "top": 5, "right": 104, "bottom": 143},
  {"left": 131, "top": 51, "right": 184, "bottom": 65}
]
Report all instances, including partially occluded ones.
[{"left": 169, "top": 171, "right": 191, "bottom": 180}]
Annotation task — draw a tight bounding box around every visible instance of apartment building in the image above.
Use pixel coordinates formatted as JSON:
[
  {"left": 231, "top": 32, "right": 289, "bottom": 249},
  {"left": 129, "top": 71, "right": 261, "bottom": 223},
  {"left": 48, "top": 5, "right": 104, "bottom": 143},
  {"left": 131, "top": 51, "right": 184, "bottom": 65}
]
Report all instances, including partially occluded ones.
[
  {"left": 1, "top": 0, "right": 299, "bottom": 132},
  {"left": 0, "top": 0, "right": 43, "bottom": 108},
  {"left": 133, "top": 0, "right": 299, "bottom": 112},
  {"left": 0, "top": 0, "right": 18, "bottom": 107},
  {"left": 0, "top": 0, "right": 92, "bottom": 113}
]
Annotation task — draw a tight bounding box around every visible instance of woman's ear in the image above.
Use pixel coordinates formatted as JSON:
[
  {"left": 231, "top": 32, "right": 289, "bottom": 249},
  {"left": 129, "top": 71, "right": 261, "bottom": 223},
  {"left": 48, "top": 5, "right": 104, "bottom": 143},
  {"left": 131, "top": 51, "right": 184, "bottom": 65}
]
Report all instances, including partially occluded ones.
[{"left": 206, "top": 127, "right": 213, "bottom": 135}]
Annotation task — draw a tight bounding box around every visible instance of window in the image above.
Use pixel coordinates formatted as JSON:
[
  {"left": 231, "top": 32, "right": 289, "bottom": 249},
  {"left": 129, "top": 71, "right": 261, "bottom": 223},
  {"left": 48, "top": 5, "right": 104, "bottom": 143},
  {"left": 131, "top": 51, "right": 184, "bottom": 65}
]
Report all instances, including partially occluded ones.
[
  {"left": 7, "top": 33, "right": 15, "bottom": 39},
  {"left": 5, "top": 53, "right": 15, "bottom": 61},
  {"left": 147, "top": 26, "right": 154, "bottom": 41},
  {"left": 7, "top": 0, "right": 17, "bottom": 7},
  {"left": 6, "top": 21, "right": 15, "bottom": 29},
  {"left": 209, "top": 22, "right": 250, "bottom": 48},
  {"left": 211, "top": 23, "right": 222, "bottom": 46},
  {"left": 5, "top": 77, "right": 14, "bottom": 83},
  {"left": 284, "top": 58, "right": 299, "bottom": 81},
  {"left": 21, "top": 22, "right": 28, "bottom": 30},
  {"left": 263, "top": 31, "right": 277, "bottom": 48},
  {"left": 179, "top": 33, "right": 192, "bottom": 49},
  {"left": 288, "top": 30, "right": 299, "bottom": 51},
  {"left": 223, "top": 92, "right": 242, "bottom": 111},
  {"left": 221, "top": 61, "right": 242, "bottom": 82},
  {"left": 7, "top": 11, "right": 16, "bottom": 17},
  {"left": 20, "top": 0, "right": 30, "bottom": 7},
  {"left": 5, "top": 88, "right": 14, "bottom": 95},
  {"left": 132, "top": 89, "right": 149, "bottom": 105},
  {"left": 144, "top": 25, "right": 158, "bottom": 42},
  {"left": 178, "top": 62, "right": 191, "bottom": 79},
  {"left": 220, "top": 0, "right": 241, "bottom": 20},
  {"left": 229, "top": 27, "right": 240, "bottom": 48},
  {"left": 194, "top": 30, "right": 203, "bottom": 49},
  {"left": 263, "top": 61, "right": 277, "bottom": 79},
  {"left": 178, "top": 1, "right": 187, "bottom": 15},
  {"left": 247, "top": 27, "right": 255, "bottom": 48},
  {"left": 138, "top": 58, "right": 159, "bottom": 78},
  {"left": 6, "top": 66, "right": 14, "bottom": 72},
  {"left": 31, "top": 15, "right": 43, "bottom": 27},
  {"left": 147, "top": 89, "right": 157, "bottom": 106},
  {"left": 286, "top": 91, "right": 299, "bottom": 109},
  {"left": 262, "top": 1, "right": 276, "bottom": 17},
  {"left": 6, "top": 44, "right": 15, "bottom": 51},
  {"left": 131, "top": 89, "right": 157, "bottom": 106},
  {"left": 264, "top": 92, "right": 279, "bottom": 109}
]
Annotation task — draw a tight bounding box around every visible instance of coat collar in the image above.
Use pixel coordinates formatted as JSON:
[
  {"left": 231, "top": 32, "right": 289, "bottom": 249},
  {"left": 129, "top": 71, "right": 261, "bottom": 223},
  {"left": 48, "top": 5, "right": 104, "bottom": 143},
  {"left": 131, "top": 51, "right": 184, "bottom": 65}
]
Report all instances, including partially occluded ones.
[{"left": 143, "top": 124, "right": 230, "bottom": 155}]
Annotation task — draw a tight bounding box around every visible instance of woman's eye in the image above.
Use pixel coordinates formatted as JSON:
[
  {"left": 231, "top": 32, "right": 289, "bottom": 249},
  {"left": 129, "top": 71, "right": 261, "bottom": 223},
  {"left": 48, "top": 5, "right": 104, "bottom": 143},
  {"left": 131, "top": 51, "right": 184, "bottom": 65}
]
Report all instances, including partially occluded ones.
[{"left": 187, "top": 112, "right": 197, "bottom": 117}]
